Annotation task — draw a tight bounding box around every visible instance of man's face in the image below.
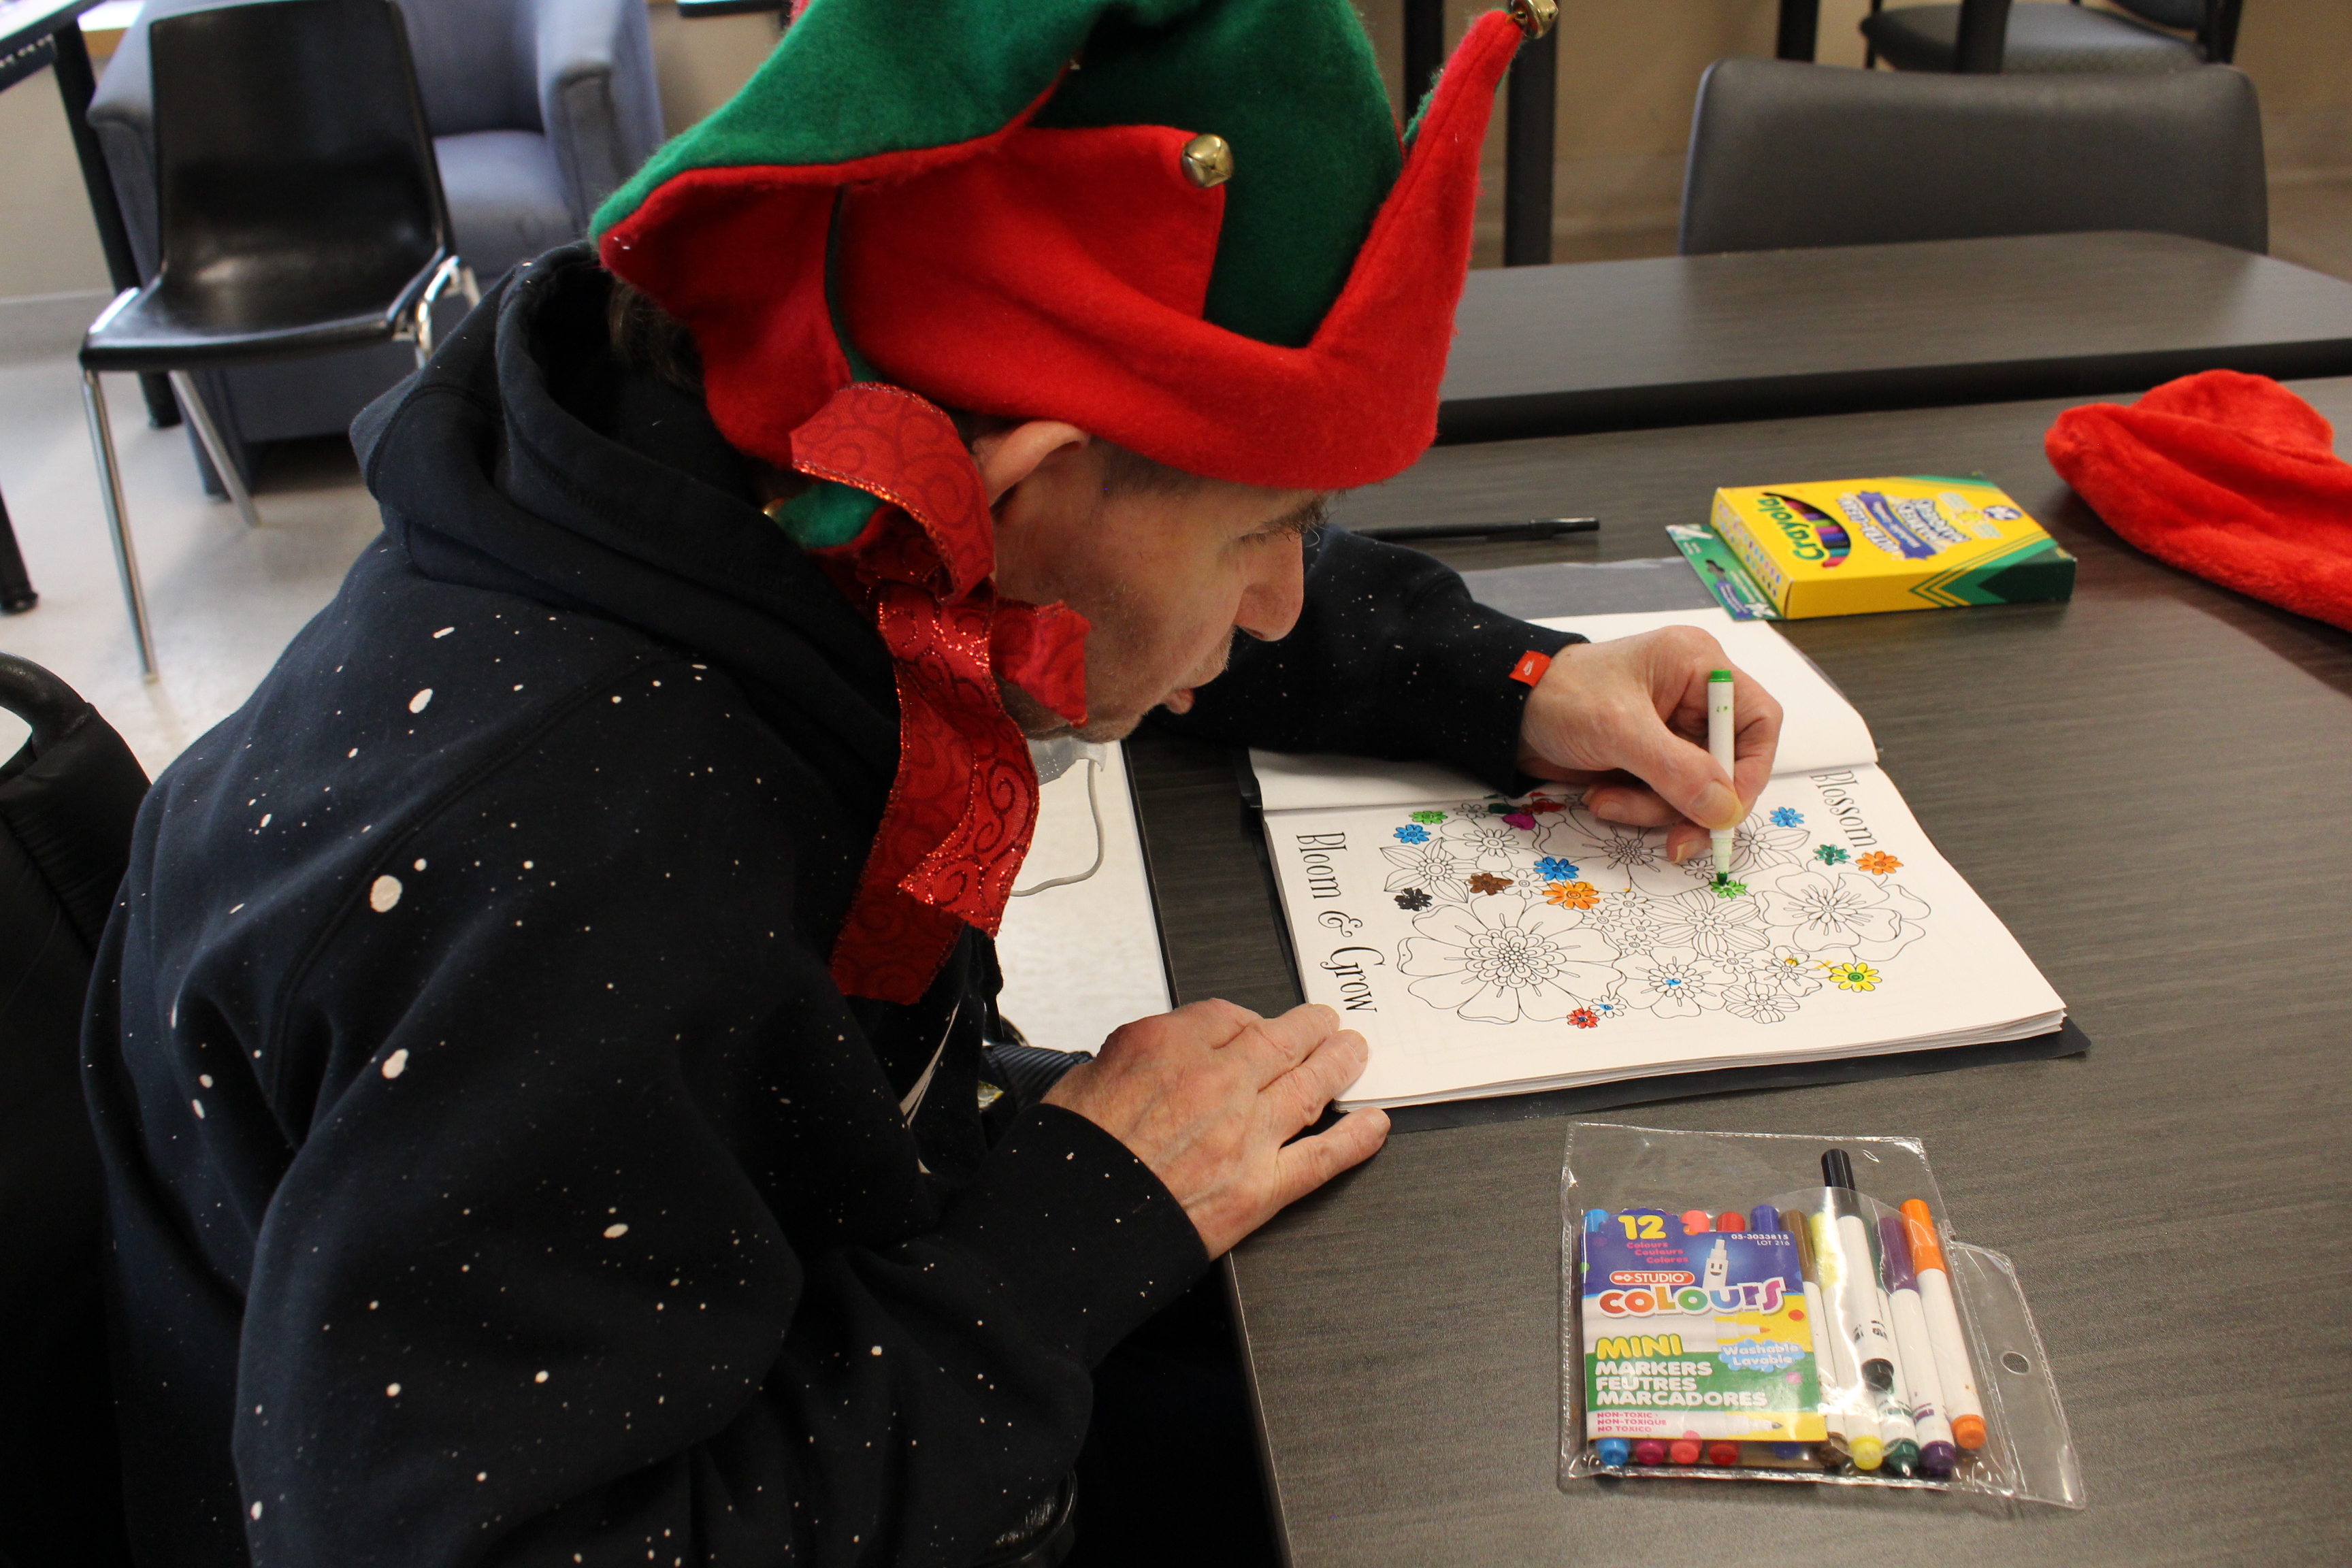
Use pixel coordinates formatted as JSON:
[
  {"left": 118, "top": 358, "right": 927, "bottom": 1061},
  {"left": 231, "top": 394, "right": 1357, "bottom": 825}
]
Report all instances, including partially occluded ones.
[{"left": 983, "top": 428, "right": 1322, "bottom": 741}]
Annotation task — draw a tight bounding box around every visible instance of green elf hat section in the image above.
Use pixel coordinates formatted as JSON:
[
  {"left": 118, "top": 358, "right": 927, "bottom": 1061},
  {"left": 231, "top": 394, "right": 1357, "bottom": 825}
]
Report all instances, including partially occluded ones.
[{"left": 594, "top": 0, "right": 1554, "bottom": 493}]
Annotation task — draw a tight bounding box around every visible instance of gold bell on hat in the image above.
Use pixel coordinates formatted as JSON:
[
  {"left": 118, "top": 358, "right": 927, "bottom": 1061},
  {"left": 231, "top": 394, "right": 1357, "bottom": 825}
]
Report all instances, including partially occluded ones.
[
  {"left": 1181, "top": 133, "right": 1233, "bottom": 189},
  {"left": 1508, "top": 0, "right": 1558, "bottom": 39}
]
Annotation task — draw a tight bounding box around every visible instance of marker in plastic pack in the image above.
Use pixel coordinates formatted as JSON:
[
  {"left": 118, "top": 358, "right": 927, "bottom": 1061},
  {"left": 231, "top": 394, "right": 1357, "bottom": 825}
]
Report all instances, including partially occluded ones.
[
  {"left": 1901, "top": 1200, "right": 1988, "bottom": 1451},
  {"left": 1869, "top": 1235, "right": 1922, "bottom": 1477},
  {"left": 1821, "top": 1152, "right": 1897, "bottom": 1391},
  {"left": 1879, "top": 1214, "right": 1957, "bottom": 1477},
  {"left": 1782, "top": 1213, "right": 1844, "bottom": 1455},
  {"left": 1810, "top": 1211, "right": 1884, "bottom": 1470}
]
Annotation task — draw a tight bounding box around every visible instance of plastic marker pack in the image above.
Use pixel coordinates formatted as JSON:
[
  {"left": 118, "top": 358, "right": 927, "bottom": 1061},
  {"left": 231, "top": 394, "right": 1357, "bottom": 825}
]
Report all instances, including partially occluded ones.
[
  {"left": 1707, "top": 476, "right": 2076, "bottom": 619},
  {"left": 1561, "top": 1122, "right": 2085, "bottom": 1507}
]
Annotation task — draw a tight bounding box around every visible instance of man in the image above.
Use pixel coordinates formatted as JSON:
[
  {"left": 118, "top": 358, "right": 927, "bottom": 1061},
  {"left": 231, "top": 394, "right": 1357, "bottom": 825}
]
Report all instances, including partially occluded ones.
[{"left": 85, "top": 2, "right": 1780, "bottom": 1565}]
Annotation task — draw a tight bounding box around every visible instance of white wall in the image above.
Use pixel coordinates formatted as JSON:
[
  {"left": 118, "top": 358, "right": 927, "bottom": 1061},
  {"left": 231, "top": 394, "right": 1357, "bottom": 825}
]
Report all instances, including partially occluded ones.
[{"left": 2, "top": 0, "right": 2345, "bottom": 314}]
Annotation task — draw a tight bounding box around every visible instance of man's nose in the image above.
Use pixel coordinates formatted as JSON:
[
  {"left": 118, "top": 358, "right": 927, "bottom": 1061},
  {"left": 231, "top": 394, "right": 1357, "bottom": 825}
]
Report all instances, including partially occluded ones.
[{"left": 1236, "top": 537, "right": 1306, "bottom": 643}]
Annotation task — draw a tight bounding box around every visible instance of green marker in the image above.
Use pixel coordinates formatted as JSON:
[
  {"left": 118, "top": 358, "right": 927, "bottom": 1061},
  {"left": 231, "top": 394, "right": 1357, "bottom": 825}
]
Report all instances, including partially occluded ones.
[{"left": 1707, "top": 669, "right": 1735, "bottom": 887}]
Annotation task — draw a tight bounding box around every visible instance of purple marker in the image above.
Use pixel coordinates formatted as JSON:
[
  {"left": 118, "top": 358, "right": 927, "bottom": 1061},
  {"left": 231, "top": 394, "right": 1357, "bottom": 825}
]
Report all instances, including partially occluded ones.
[{"left": 1878, "top": 1214, "right": 1957, "bottom": 1477}]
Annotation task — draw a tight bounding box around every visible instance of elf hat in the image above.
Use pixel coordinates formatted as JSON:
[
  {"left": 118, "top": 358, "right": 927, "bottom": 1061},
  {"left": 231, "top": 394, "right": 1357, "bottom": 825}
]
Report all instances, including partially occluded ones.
[{"left": 593, "top": 0, "right": 1554, "bottom": 494}]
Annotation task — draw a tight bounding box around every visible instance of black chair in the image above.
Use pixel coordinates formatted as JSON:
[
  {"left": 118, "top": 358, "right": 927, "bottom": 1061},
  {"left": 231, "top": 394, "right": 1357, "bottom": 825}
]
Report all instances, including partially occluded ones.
[
  {"left": 0, "top": 655, "right": 151, "bottom": 1568},
  {"left": 80, "top": 0, "right": 472, "bottom": 679},
  {"left": 1862, "top": 0, "right": 2242, "bottom": 75},
  {"left": 1678, "top": 58, "right": 2266, "bottom": 257}
]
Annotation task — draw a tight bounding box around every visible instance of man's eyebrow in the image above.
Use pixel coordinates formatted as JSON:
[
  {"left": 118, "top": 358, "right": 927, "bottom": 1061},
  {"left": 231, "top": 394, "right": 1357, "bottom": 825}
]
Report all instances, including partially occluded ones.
[{"left": 1260, "top": 493, "right": 1333, "bottom": 538}]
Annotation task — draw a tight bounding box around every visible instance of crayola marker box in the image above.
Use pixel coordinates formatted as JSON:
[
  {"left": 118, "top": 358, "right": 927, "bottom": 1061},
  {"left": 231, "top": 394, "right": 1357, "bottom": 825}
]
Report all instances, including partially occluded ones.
[
  {"left": 1581, "top": 1210, "right": 1825, "bottom": 1446},
  {"left": 1710, "top": 475, "right": 2074, "bottom": 619}
]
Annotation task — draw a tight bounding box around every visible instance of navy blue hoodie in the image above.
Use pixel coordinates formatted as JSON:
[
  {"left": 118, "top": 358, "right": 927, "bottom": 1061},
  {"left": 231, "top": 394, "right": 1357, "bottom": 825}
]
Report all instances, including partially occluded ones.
[{"left": 82, "top": 246, "right": 1575, "bottom": 1567}]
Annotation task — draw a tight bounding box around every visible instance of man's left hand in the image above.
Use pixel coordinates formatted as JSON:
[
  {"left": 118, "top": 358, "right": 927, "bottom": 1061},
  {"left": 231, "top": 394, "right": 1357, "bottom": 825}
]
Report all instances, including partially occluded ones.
[{"left": 1515, "top": 628, "right": 1784, "bottom": 864}]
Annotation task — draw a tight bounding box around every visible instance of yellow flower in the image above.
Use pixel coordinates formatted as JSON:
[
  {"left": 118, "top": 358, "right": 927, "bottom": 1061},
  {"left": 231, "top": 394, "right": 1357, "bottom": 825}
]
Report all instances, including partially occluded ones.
[
  {"left": 1828, "top": 961, "right": 1882, "bottom": 992},
  {"left": 1544, "top": 880, "right": 1600, "bottom": 910},
  {"left": 1856, "top": 851, "right": 1902, "bottom": 875}
]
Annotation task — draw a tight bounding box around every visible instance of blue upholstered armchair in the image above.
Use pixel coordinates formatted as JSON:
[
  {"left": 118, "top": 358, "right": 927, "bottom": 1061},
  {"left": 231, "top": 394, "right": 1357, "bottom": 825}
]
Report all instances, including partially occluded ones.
[{"left": 88, "top": 0, "right": 664, "bottom": 485}]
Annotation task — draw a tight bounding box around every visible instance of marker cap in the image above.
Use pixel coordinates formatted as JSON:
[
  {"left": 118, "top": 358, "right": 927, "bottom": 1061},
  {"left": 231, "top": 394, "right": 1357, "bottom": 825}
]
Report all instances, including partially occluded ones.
[
  {"left": 1705, "top": 1441, "right": 1741, "bottom": 1467},
  {"left": 1716, "top": 1212, "right": 1746, "bottom": 1232},
  {"left": 1633, "top": 1440, "right": 1667, "bottom": 1466},
  {"left": 1748, "top": 1204, "right": 1779, "bottom": 1233},
  {"left": 1681, "top": 1209, "right": 1712, "bottom": 1235},
  {"left": 1921, "top": 1440, "right": 1957, "bottom": 1477},
  {"left": 1953, "top": 1414, "right": 1988, "bottom": 1450},
  {"left": 1877, "top": 1215, "right": 1918, "bottom": 1291},
  {"left": 1596, "top": 1438, "right": 1632, "bottom": 1467},
  {"left": 1668, "top": 1439, "right": 1702, "bottom": 1465},
  {"left": 1850, "top": 1435, "right": 1884, "bottom": 1471},
  {"left": 1822, "top": 1148, "right": 1857, "bottom": 1190},
  {"left": 1709, "top": 669, "right": 1733, "bottom": 683},
  {"left": 1584, "top": 1209, "right": 1609, "bottom": 1235},
  {"left": 1900, "top": 1199, "right": 1948, "bottom": 1273}
]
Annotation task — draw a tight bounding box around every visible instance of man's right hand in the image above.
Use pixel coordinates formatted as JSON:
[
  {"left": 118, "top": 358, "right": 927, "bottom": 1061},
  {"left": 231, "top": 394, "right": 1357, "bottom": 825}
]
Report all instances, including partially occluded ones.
[{"left": 1043, "top": 1000, "right": 1388, "bottom": 1258}]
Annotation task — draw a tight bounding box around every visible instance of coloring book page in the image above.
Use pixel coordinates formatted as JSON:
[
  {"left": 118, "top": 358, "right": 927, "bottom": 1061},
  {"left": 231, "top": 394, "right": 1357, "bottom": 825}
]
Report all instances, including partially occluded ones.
[{"left": 1267, "top": 765, "right": 2063, "bottom": 1109}]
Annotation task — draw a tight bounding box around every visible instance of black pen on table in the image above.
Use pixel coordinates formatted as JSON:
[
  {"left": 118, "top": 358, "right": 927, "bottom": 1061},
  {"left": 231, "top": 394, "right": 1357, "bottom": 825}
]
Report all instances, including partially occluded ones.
[{"left": 1351, "top": 517, "right": 1599, "bottom": 544}]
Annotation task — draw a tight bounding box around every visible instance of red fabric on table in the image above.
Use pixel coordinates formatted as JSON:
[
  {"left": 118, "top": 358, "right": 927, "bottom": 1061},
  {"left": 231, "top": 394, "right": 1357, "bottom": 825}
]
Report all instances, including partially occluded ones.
[{"left": 2045, "top": 370, "right": 2352, "bottom": 632}]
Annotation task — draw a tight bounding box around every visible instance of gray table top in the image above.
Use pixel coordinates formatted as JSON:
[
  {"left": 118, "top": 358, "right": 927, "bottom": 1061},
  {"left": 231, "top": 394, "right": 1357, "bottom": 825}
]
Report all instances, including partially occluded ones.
[
  {"left": 1441, "top": 233, "right": 2352, "bottom": 443},
  {"left": 1126, "top": 378, "right": 2352, "bottom": 1565}
]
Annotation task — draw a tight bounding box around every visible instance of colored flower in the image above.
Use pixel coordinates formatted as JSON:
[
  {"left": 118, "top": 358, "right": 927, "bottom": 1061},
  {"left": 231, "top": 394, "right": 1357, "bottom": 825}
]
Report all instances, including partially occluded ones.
[
  {"left": 1382, "top": 838, "right": 1475, "bottom": 904},
  {"left": 1814, "top": 844, "right": 1850, "bottom": 866},
  {"left": 1568, "top": 1007, "right": 1600, "bottom": 1029},
  {"left": 1592, "top": 998, "right": 1626, "bottom": 1019},
  {"left": 1757, "top": 869, "right": 1931, "bottom": 962},
  {"left": 1527, "top": 798, "right": 1566, "bottom": 814},
  {"left": 1440, "top": 814, "right": 1523, "bottom": 871},
  {"left": 1650, "top": 885, "right": 1772, "bottom": 958},
  {"left": 1856, "top": 851, "right": 1902, "bottom": 875},
  {"left": 1486, "top": 802, "right": 1516, "bottom": 815},
  {"left": 1755, "top": 945, "right": 1823, "bottom": 996},
  {"left": 1502, "top": 812, "right": 1537, "bottom": 831},
  {"left": 1396, "top": 898, "right": 1623, "bottom": 1024},
  {"left": 1723, "top": 972, "right": 1801, "bottom": 1024},
  {"left": 1544, "top": 880, "right": 1601, "bottom": 910},
  {"left": 1712, "top": 879, "right": 1748, "bottom": 898},
  {"left": 1769, "top": 806, "right": 1804, "bottom": 828},
  {"left": 1466, "top": 871, "right": 1516, "bottom": 896},
  {"left": 1827, "top": 960, "right": 1882, "bottom": 992},
  {"left": 1393, "top": 823, "right": 1430, "bottom": 844},
  {"left": 1617, "top": 947, "right": 1732, "bottom": 1019},
  {"left": 1409, "top": 810, "right": 1447, "bottom": 825},
  {"left": 1394, "top": 889, "right": 1433, "bottom": 911},
  {"left": 1535, "top": 856, "right": 1580, "bottom": 882}
]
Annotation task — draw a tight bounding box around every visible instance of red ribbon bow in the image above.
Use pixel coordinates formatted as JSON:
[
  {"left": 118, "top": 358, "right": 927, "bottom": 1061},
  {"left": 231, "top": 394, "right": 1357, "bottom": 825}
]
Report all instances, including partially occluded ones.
[{"left": 792, "top": 382, "right": 1090, "bottom": 1003}]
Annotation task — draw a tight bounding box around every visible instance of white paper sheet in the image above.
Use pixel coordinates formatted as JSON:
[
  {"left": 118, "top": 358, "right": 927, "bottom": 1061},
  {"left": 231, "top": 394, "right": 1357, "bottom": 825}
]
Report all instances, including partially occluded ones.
[{"left": 1266, "top": 765, "right": 2062, "bottom": 1109}]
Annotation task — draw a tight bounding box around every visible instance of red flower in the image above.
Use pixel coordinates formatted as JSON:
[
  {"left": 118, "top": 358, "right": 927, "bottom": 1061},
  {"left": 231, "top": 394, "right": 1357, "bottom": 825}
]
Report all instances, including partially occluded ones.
[{"left": 1569, "top": 1007, "right": 1599, "bottom": 1029}]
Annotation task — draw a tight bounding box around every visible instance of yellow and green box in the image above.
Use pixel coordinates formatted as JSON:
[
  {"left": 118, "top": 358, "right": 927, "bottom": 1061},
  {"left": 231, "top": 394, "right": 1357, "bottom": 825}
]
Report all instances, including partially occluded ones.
[{"left": 1710, "top": 475, "right": 2075, "bottom": 619}]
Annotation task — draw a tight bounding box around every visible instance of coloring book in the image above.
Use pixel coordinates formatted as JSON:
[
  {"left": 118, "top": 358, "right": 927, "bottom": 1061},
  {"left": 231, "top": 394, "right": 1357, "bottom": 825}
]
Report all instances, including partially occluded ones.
[{"left": 1255, "top": 609, "right": 2065, "bottom": 1109}]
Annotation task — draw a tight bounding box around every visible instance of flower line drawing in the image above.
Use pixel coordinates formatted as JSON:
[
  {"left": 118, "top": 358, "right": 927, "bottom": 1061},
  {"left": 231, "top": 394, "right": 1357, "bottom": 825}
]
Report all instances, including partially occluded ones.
[{"left": 1363, "top": 792, "right": 1933, "bottom": 1030}]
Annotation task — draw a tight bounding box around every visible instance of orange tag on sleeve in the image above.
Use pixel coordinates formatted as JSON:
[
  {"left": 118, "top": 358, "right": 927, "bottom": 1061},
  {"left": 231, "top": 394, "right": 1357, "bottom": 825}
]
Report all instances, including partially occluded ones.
[{"left": 1509, "top": 650, "right": 1553, "bottom": 687}]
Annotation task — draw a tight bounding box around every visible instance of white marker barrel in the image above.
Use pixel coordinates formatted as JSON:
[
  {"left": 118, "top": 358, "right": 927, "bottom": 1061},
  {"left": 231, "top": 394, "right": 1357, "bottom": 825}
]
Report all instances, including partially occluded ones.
[
  {"left": 1707, "top": 670, "right": 1735, "bottom": 875},
  {"left": 1902, "top": 1200, "right": 1987, "bottom": 1450}
]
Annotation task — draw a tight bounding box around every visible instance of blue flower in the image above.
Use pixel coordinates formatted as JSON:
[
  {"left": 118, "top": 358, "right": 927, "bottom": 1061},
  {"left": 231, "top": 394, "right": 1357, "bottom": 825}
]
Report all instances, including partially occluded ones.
[
  {"left": 1769, "top": 806, "right": 1804, "bottom": 828},
  {"left": 1534, "top": 856, "right": 1580, "bottom": 882},
  {"left": 1394, "top": 824, "right": 1430, "bottom": 844}
]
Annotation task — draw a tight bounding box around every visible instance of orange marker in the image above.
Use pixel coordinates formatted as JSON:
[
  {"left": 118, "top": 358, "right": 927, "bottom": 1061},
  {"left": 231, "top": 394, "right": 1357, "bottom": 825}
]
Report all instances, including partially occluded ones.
[
  {"left": 1900, "top": 1200, "right": 1986, "bottom": 1450},
  {"left": 1668, "top": 1438, "right": 1703, "bottom": 1465},
  {"left": 1681, "top": 1209, "right": 1713, "bottom": 1235}
]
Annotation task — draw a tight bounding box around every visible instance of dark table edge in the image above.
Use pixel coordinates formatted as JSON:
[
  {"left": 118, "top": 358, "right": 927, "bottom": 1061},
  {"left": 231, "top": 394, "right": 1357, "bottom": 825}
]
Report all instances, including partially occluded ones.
[{"left": 1436, "top": 340, "right": 2352, "bottom": 446}]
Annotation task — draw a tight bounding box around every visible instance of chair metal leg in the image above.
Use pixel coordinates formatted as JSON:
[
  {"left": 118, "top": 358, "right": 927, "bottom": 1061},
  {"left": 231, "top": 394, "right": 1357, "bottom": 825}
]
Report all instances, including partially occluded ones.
[
  {"left": 167, "top": 370, "right": 261, "bottom": 529},
  {"left": 80, "top": 370, "right": 158, "bottom": 680},
  {"left": 412, "top": 255, "right": 468, "bottom": 365}
]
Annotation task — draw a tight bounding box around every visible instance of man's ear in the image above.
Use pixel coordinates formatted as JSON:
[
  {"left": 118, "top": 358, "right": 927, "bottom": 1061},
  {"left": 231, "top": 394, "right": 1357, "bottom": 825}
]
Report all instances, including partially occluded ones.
[{"left": 970, "top": 421, "right": 1093, "bottom": 507}]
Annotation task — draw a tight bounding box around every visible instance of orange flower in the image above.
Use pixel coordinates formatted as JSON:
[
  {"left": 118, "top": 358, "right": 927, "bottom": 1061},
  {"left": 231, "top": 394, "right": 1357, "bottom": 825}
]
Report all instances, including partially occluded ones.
[
  {"left": 1544, "top": 880, "right": 1600, "bottom": 910},
  {"left": 1856, "top": 851, "right": 1903, "bottom": 875}
]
